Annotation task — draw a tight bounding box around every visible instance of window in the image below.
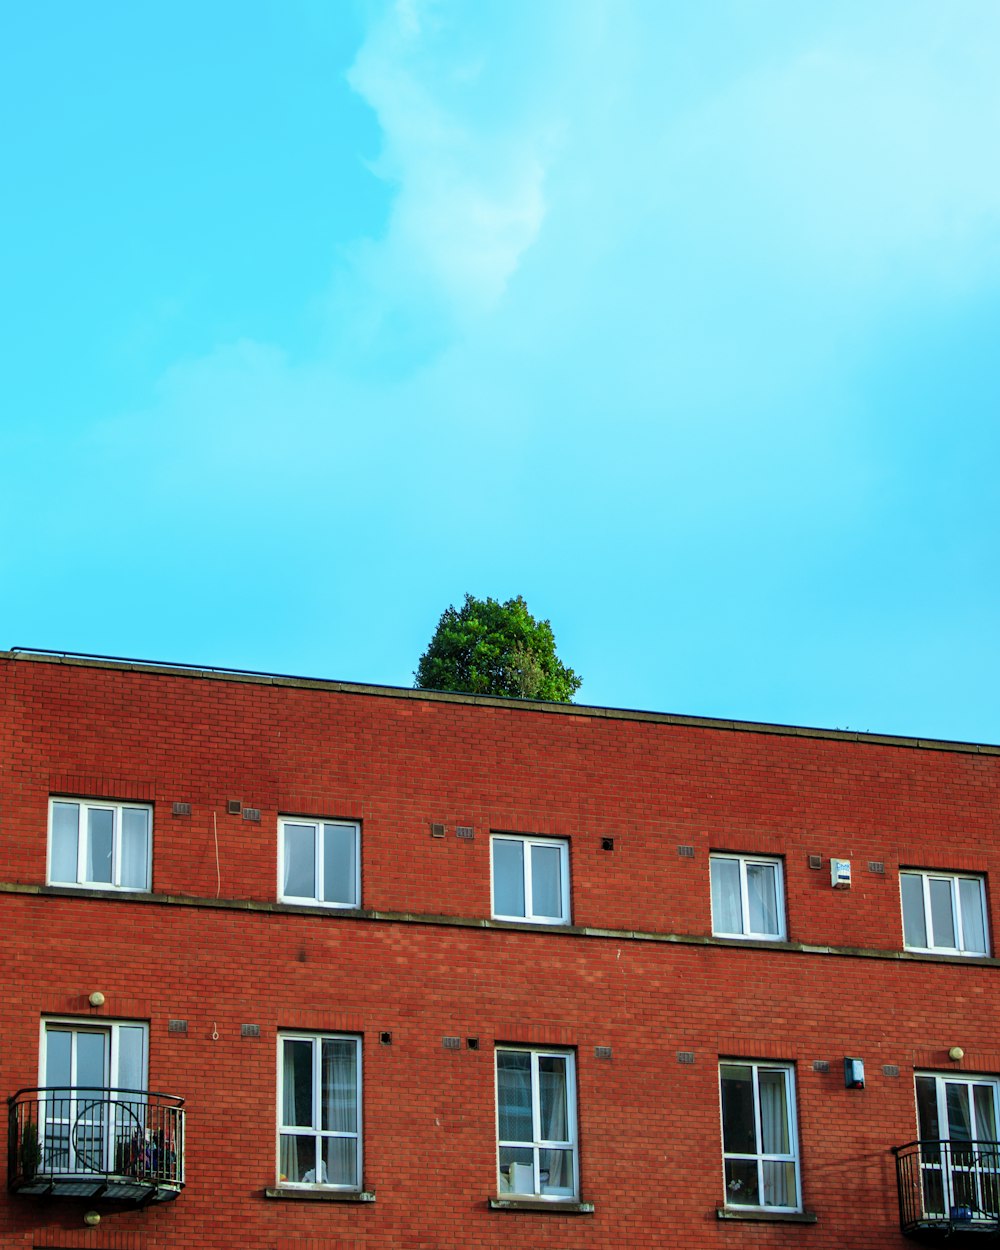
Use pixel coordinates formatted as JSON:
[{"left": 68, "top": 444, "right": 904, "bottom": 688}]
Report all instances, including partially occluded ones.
[
  {"left": 278, "top": 1034, "right": 361, "bottom": 1189},
  {"left": 719, "top": 1061, "right": 800, "bottom": 1211},
  {"left": 901, "top": 870, "right": 989, "bottom": 955},
  {"left": 40, "top": 1019, "right": 148, "bottom": 1176},
  {"left": 48, "top": 799, "right": 151, "bottom": 891},
  {"left": 279, "top": 818, "right": 360, "bottom": 908},
  {"left": 491, "top": 835, "right": 570, "bottom": 924},
  {"left": 495, "top": 1048, "right": 578, "bottom": 1199},
  {"left": 710, "top": 854, "right": 785, "bottom": 939},
  {"left": 914, "top": 1073, "right": 1000, "bottom": 1221}
]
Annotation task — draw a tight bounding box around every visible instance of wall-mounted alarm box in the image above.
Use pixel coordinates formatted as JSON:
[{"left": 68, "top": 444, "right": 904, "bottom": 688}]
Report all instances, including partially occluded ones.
[
  {"left": 844, "top": 1057, "right": 865, "bottom": 1089},
  {"left": 831, "top": 858, "right": 852, "bottom": 888}
]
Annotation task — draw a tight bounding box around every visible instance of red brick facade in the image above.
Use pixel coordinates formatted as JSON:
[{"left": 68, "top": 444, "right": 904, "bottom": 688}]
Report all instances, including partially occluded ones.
[{"left": 2, "top": 650, "right": 999, "bottom": 1249}]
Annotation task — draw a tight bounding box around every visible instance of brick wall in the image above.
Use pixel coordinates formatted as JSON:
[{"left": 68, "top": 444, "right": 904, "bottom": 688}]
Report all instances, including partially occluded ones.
[{"left": 2, "top": 652, "right": 999, "bottom": 1249}]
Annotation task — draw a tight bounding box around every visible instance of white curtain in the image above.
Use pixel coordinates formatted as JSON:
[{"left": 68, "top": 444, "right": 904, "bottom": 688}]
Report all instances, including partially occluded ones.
[
  {"left": 759, "top": 1070, "right": 794, "bottom": 1207},
  {"left": 321, "top": 1040, "right": 357, "bottom": 1186},
  {"left": 711, "top": 859, "right": 742, "bottom": 933},
  {"left": 747, "top": 863, "right": 777, "bottom": 934},
  {"left": 539, "top": 1057, "right": 571, "bottom": 1192}
]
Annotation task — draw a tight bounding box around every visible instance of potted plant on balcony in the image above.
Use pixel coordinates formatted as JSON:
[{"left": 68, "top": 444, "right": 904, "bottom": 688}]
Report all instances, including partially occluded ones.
[{"left": 19, "top": 1121, "right": 42, "bottom": 1181}]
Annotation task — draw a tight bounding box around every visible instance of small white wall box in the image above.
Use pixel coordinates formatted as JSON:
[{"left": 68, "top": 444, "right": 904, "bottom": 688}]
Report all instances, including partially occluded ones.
[
  {"left": 508, "top": 1162, "right": 534, "bottom": 1193},
  {"left": 831, "top": 858, "right": 852, "bottom": 888},
  {"left": 844, "top": 1057, "right": 865, "bottom": 1089}
]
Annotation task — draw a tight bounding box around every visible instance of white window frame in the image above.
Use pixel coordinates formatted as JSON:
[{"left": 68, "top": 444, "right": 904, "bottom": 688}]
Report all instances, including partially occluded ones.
[
  {"left": 495, "top": 1047, "right": 579, "bottom": 1200},
  {"left": 47, "top": 798, "right": 152, "bottom": 892},
  {"left": 913, "top": 1072, "right": 1000, "bottom": 1223},
  {"left": 490, "top": 834, "right": 571, "bottom": 924},
  {"left": 709, "top": 853, "right": 786, "bottom": 940},
  {"left": 276, "top": 1032, "right": 362, "bottom": 1191},
  {"left": 900, "top": 870, "right": 990, "bottom": 956},
  {"left": 39, "top": 1018, "right": 149, "bottom": 1177},
  {"left": 278, "top": 817, "right": 361, "bottom": 908},
  {"left": 719, "top": 1060, "right": 801, "bottom": 1213}
]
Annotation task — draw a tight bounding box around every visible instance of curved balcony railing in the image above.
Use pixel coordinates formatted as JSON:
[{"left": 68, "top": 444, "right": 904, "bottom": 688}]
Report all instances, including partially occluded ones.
[
  {"left": 8, "top": 1087, "right": 185, "bottom": 1203},
  {"left": 894, "top": 1139, "right": 1000, "bottom": 1237}
]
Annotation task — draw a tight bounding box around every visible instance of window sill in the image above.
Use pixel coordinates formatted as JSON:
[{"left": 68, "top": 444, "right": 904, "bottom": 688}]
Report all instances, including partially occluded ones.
[
  {"left": 489, "top": 1197, "right": 593, "bottom": 1214},
  {"left": 265, "top": 1187, "right": 375, "bottom": 1203},
  {"left": 45, "top": 882, "right": 151, "bottom": 896},
  {"left": 716, "top": 1207, "right": 816, "bottom": 1224},
  {"left": 904, "top": 946, "right": 989, "bottom": 958}
]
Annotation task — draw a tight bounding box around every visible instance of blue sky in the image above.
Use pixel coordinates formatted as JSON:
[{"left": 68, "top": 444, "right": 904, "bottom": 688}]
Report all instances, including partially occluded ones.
[{"left": 2, "top": 0, "right": 999, "bottom": 742}]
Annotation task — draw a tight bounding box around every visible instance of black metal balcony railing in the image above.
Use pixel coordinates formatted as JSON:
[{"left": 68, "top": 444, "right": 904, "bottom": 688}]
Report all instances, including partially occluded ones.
[
  {"left": 894, "top": 1140, "right": 1000, "bottom": 1237},
  {"left": 8, "top": 1087, "right": 185, "bottom": 1204}
]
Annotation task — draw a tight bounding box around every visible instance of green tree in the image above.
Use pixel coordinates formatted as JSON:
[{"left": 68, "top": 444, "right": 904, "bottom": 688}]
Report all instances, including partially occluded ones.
[{"left": 415, "top": 594, "right": 582, "bottom": 702}]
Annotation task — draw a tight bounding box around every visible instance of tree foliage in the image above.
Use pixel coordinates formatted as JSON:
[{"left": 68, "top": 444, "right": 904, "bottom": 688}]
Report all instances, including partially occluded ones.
[{"left": 414, "top": 594, "right": 582, "bottom": 702}]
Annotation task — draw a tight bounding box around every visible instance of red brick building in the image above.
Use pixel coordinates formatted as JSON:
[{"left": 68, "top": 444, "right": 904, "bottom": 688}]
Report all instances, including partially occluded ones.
[{"left": 3, "top": 647, "right": 1000, "bottom": 1249}]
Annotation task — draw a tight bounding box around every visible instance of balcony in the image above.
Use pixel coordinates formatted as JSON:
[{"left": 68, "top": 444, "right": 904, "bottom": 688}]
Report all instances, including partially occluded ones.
[
  {"left": 894, "top": 1140, "right": 1000, "bottom": 1239},
  {"left": 8, "top": 1088, "right": 185, "bottom": 1204}
]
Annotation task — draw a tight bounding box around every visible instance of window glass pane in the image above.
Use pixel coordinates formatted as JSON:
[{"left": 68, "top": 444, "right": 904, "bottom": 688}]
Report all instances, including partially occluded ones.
[
  {"left": 929, "top": 878, "right": 957, "bottom": 948},
  {"left": 283, "top": 825, "right": 316, "bottom": 899},
  {"left": 762, "top": 1159, "right": 797, "bottom": 1207},
  {"left": 720, "top": 1065, "right": 756, "bottom": 1154},
  {"left": 915, "top": 1076, "right": 940, "bottom": 1139},
  {"left": 323, "top": 825, "right": 357, "bottom": 906},
  {"left": 974, "top": 1084, "right": 998, "bottom": 1142},
  {"left": 497, "top": 1051, "right": 532, "bottom": 1142},
  {"left": 959, "top": 879, "right": 987, "bottom": 953},
  {"left": 282, "top": 1039, "right": 314, "bottom": 1127},
  {"left": 758, "top": 1069, "right": 790, "bottom": 1154},
  {"left": 711, "top": 859, "right": 743, "bottom": 934},
  {"left": 323, "top": 1136, "right": 358, "bottom": 1187},
  {"left": 725, "top": 1157, "right": 759, "bottom": 1205},
  {"left": 86, "top": 808, "right": 114, "bottom": 883},
  {"left": 117, "top": 1026, "right": 145, "bottom": 1092},
  {"left": 538, "top": 1055, "right": 569, "bottom": 1143},
  {"left": 539, "top": 1147, "right": 574, "bottom": 1195},
  {"left": 76, "top": 1032, "right": 108, "bottom": 1089},
  {"left": 279, "top": 1134, "right": 314, "bottom": 1183},
  {"left": 946, "top": 1083, "right": 973, "bottom": 1143},
  {"left": 747, "top": 862, "right": 779, "bottom": 935},
  {"left": 530, "top": 844, "right": 563, "bottom": 919},
  {"left": 120, "top": 808, "right": 150, "bottom": 889},
  {"left": 45, "top": 1029, "right": 72, "bottom": 1089},
  {"left": 498, "top": 1146, "right": 534, "bottom": 1193},
  {"left": 901, "top": 874, "right": 927, "bottom": 947},
  {"left": 51, "top": 803, "right": 79, "bottom": 882},
  {"left": 493, "top": 840, "right": 525, "bottom": 917},
  {"left": 321, "top": 1039, "right": 357, "bottom": 1133}
]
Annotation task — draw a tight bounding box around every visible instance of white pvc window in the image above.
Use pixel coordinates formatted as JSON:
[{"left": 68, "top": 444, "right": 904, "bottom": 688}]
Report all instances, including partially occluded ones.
[
  {"left": 901, "top": 871, "right": 989, "bottom": 956},
  {"left": 719, "top": 1061, "right": 800, "bottom": 1211},
  {"left": 914, "top": 1073, "right": 1000, "bottom": 1222},
  {"left": 491, "top": 835, "right": 570, "bottom": 924},
  {"left": 278, "top": 1034, "right": 361, "bottom": 1189},
  {"left": 48, "top": 799, "right": 151, "bottom": 891},
  {"left": 279, "top": 818, "right": 360, "bottom": 908},
  {"left": 495, "top": 1048, "right": 578, "bottom": 1199},
  {"left": 710, "top": 854, "right": 785, "bottom": 940},
  {"left": 40, "top": 1019, "right": 148, "bottom": 1177}
]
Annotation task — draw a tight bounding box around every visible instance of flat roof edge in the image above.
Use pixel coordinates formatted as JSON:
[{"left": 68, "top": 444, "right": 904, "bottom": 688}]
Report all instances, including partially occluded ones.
[{"left": 3, "top": 648, "right": 998, "bottom": 756}]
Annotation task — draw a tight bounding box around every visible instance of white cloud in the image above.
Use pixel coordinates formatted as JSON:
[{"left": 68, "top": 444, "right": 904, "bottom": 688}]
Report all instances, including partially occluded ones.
[{"left": 345, "top": 0, "right": 551, "bottom": 319}]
